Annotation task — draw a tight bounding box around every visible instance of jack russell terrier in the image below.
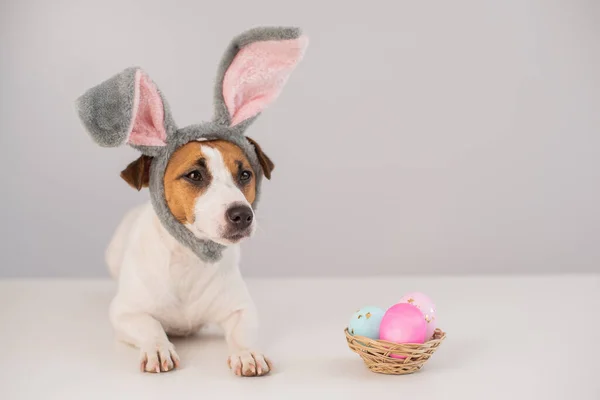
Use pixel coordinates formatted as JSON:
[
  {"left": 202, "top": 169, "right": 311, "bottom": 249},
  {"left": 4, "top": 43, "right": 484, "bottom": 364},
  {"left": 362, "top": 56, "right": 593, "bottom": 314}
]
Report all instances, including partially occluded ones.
[{"left": 75, "top": 27, "right": 308, "bottom": 376}]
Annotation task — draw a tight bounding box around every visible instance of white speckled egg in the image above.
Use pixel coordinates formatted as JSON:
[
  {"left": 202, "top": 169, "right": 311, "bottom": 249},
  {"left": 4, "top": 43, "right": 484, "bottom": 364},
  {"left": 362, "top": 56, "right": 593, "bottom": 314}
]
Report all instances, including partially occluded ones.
[{"left": 348, "top": 306, "right": 385, "bottom": 339}]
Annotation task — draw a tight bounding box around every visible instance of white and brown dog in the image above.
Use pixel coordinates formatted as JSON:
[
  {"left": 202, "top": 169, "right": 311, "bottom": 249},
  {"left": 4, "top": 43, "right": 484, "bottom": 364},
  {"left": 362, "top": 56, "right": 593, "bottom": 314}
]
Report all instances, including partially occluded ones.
[
  {"left": 108, "top": 140, "right": 269, "bottom": 376},
  {"left": 76, "top": 27, "right": 308, "bottom": 376}
]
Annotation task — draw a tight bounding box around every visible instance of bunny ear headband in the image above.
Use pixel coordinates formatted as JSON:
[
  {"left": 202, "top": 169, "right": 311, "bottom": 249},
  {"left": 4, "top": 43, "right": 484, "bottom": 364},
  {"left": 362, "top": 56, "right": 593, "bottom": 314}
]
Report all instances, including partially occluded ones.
[{"left": 76, "top": 27, "right": 308, "bottom": 262}]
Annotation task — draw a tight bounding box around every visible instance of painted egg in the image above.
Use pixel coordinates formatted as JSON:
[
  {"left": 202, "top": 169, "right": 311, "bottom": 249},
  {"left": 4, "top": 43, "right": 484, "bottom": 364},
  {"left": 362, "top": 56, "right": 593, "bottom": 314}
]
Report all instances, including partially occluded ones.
[
  {"left": 348, "top": 306, "right": 385, "bottom": 339},
  {"left": 399, "top": 292, "right": 437, "bottom": 340},
  {"left": 380, "top": 303, "right": 427, "bottom": 358}
]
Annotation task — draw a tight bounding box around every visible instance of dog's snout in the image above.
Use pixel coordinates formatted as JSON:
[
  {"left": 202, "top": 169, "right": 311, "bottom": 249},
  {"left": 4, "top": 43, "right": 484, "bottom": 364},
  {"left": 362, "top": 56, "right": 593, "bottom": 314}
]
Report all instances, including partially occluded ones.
[{"left": 226, "top": 205, "right": 253, "bottom": 230}]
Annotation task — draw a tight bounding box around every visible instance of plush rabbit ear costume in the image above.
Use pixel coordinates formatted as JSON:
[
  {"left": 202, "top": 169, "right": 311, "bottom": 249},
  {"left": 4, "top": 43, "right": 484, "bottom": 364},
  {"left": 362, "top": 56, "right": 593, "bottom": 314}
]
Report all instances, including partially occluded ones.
[{"left": 76, "top": 27, "right": 308, "bottom": 262}]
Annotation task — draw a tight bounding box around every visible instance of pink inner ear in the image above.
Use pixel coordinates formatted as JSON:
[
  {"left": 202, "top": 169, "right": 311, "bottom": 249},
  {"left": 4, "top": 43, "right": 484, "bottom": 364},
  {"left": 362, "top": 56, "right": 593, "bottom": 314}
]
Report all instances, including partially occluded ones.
[
  {"left": 127, "top": 70, "right": 167, "bottom": 147},
  {"left": 223, "top": 36, "right": 308, "bottom": 126}
]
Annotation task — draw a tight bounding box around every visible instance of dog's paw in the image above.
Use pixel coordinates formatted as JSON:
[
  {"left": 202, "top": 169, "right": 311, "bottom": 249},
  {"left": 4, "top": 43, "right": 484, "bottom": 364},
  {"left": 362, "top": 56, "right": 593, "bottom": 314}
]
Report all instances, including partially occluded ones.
[
  {"left": 139, "top": 342, "right": 180, "bottom": 373},
  {"left": 227, "top": 350, "right": 272, "bottom": 377}
]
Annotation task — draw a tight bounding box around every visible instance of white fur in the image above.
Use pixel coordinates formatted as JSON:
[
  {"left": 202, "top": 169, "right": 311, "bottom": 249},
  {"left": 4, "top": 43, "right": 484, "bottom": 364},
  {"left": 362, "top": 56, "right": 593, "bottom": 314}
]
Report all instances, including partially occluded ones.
[{"left": 106, "top": 145, "right": 268, "bottom": 376}]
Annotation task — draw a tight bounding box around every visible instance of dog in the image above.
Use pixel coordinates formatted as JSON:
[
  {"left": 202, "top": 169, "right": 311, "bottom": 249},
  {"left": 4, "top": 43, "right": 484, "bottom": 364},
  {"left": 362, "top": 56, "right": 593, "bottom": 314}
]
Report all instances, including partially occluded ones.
[
  {"left": 75, "top": 27, "right": 308, "bottom": 376},
  {"left": 107, "top": 139, "right": 272, "bottom": 375}
]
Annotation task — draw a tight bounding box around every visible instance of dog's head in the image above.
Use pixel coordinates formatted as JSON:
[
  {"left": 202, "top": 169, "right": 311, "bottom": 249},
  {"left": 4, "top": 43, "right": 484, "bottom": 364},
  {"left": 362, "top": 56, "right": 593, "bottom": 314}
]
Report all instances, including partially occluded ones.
[
  {"left": 121, "top": 138, "right": 273, "bottom": 245},
  {"left": 76, "top": 27, "right": 307, "bottom": 257}
]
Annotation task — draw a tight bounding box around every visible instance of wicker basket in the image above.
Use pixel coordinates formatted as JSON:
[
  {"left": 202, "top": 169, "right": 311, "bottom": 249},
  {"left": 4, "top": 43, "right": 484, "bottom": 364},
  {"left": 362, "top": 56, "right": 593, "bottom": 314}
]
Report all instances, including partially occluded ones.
[{"left": 345, "top": 328, "right": 446, "bottom": 375}]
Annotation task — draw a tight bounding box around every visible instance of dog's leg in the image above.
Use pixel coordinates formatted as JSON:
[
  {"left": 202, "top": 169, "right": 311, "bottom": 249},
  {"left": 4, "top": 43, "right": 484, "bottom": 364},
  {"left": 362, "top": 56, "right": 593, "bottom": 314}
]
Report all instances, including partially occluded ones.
[
  {"left": 220, "top": 307, "right": 272, "bottom": 377},
  {"left": 110, "top": 304, "right": 180, "bottom": 373}
]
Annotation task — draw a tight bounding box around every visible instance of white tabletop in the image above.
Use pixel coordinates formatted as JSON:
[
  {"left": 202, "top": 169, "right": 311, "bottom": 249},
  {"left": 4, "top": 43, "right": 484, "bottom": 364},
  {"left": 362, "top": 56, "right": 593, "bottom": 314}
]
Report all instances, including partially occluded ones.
[{"left": 1, "top": 275, "right": 599, "bottom": 400}]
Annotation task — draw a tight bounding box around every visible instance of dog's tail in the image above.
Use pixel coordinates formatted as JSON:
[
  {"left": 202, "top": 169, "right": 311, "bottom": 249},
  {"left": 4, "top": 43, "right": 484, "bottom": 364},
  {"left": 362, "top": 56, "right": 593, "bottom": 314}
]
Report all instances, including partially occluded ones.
[{"left": 105, "top": 204, "right": 145, "bottom": 279}]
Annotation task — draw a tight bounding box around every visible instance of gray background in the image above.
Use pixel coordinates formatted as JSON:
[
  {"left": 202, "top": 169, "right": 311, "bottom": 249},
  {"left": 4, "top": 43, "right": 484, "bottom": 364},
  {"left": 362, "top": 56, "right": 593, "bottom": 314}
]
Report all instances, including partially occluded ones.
[{"left": 1, "top": 0, "right": 598, "bottom": 277}]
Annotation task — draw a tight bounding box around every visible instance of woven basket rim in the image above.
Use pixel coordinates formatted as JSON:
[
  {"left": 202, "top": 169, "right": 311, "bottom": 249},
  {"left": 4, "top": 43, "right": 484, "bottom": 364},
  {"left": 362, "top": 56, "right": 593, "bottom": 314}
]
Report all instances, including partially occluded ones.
[{"left": 344, "top": 328, "right": 446, "bottom": 349}]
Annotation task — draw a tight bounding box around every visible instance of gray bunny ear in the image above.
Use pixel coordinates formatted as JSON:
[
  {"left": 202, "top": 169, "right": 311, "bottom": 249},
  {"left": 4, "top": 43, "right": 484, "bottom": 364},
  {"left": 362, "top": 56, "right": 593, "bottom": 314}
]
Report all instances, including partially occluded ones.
[
  {"left": 76, "top": 67, "right": 177, "bottom": 155},
  {"left": 213, "top": 26, "right": 308, "bottom": 128}
]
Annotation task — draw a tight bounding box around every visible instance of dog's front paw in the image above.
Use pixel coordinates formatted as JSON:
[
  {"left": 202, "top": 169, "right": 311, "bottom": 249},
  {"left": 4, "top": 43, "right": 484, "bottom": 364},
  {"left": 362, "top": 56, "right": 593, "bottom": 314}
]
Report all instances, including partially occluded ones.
[
  {"left": 227, "top": 350, "right": 272, "bottom": 377},
  {"left": 140, "top": 342, "right": 180, "bottom": 373}
]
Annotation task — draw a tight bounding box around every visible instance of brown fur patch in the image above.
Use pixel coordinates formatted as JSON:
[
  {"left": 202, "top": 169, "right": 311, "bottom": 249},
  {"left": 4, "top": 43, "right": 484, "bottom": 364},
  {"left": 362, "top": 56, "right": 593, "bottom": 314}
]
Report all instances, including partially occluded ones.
[
  {"left": 164, "top": 142, "right": 210, "bottom": 224},
  {"left": 246, "top": 137, "right": 275, "bottom": 180},
  {"left": 163, "top": 140, "right": 256, "bottom": 224},
  {"left": 120, "top": 155, "right": 152, "bottom": 190}
]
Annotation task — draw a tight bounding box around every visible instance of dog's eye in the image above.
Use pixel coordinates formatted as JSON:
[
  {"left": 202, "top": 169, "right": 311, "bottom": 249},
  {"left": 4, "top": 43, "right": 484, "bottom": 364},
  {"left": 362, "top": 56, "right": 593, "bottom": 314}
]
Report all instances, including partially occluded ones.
[
  {"left": 186, "top": 171, "right": 202, "bottom": 182},
  {"left": 239, "top": 170, "right": 252, "bottom": 183}
]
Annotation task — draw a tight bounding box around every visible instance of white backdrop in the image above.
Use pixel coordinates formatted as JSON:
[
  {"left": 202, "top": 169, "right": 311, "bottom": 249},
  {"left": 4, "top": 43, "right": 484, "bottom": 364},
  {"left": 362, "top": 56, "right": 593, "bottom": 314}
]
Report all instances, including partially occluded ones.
[{"left": 1, "top": 0, "right": 598, "bottom": 277}]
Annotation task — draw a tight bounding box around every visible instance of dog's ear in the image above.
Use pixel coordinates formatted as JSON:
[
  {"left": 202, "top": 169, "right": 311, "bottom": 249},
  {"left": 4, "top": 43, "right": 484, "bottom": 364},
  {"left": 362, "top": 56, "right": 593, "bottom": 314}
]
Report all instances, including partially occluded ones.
[
  {"left": 246, "top": 137, "right": 275, "bottom": 180},
  {"left": 120, "top": 155, "right": 153, "bottom": 190},
  {"left": 213, "top": 27, "right": 308, "bottom": 128}
]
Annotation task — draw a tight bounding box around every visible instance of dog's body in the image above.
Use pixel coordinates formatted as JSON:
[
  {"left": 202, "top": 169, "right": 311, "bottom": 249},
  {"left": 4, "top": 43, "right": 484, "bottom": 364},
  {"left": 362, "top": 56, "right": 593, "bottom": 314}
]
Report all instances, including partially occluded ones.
[{"left": 107, "top": 202, "right": 252, "bottom": 338}]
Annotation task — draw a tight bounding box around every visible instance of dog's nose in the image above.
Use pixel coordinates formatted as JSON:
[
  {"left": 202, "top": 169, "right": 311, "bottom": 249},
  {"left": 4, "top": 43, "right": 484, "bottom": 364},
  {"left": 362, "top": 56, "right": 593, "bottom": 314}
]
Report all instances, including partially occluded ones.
[{"left": 226, "top": 205, "right": 253, "bottom": 230}]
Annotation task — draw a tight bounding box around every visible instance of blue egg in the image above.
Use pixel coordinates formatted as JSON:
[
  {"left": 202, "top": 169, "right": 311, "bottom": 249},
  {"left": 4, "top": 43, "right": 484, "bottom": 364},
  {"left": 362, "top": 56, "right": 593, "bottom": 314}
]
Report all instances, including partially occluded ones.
[{"left": 348, "top": 306, "right": 385, "bottom": 339}]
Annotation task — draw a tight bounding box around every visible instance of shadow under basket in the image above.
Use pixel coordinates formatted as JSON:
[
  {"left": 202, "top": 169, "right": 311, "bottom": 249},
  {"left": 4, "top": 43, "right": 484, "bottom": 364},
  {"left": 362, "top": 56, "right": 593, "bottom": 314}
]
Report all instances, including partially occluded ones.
[{"left": 345, "top": 328, "right": 446, "bottom": 375}]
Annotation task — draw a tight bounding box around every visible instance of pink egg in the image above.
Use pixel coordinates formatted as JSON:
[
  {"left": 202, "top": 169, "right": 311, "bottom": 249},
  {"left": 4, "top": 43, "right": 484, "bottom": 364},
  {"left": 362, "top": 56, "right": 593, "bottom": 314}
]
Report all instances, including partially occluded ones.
[
  {"left": 379, "top": 303, "right": 427, "bottom": 359},
  {"left": 399, "top": 292, "right": 437, "bottom": 340}
]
